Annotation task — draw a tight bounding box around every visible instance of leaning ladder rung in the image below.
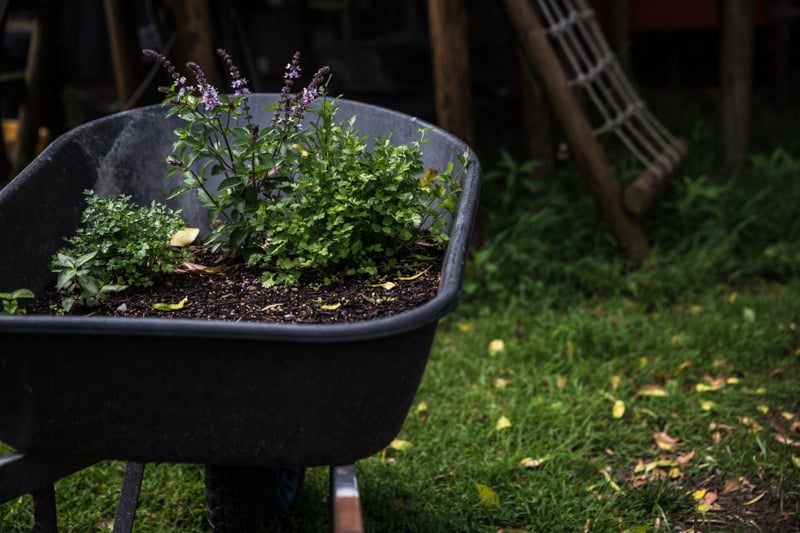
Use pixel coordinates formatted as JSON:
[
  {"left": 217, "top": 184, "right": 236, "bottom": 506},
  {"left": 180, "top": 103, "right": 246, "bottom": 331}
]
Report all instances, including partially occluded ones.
[{"left": 330, "top": 464, "right": 364, "bottom": 533}]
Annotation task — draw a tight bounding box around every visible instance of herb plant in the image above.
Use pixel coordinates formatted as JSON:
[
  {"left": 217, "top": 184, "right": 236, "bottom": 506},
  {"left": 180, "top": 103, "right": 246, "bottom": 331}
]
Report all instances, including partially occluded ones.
[
  {"left": 0, "top": 288, "right": 34, "bottom": 315},
  {"left": 145, "top": 48, "right": 462, "bottom": 286},
  {"left": 51, "top": 190, "right": 191, "bottom": 310}
]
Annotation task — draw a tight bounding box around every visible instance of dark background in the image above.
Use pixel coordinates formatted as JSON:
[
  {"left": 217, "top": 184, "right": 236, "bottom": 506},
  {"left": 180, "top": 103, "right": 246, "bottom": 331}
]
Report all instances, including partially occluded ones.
[{"left": 1, "top": 0, "right": 798, "bottom": 159}]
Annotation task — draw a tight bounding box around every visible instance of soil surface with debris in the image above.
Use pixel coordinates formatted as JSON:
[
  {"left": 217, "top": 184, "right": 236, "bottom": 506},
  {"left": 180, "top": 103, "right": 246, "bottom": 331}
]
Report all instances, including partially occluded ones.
[{"left": 27, "top": 245, "right": 444, "bottom": 324}]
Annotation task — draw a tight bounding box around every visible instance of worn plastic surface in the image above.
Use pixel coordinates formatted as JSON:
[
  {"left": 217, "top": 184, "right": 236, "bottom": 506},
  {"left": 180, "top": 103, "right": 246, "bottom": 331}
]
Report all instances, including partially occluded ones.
[{"left": 0, "top": 95, "right": 481, "bottom": 467}]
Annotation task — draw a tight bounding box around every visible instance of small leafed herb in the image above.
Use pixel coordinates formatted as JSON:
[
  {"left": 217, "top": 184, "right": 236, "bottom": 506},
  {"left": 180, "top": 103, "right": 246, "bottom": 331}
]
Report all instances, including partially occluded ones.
[
  {"left": 51, "top": 190, "right": 191, "bottom": 311},
  {"left": 144, "top": 48, "right": 463, "bottom": 287}
]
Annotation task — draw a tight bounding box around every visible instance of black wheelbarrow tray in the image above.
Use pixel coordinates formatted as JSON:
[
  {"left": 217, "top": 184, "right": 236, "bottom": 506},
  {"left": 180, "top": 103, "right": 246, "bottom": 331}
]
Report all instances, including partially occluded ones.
[{"left": 0, "top": 95, "right": 481, "bottom": 531}]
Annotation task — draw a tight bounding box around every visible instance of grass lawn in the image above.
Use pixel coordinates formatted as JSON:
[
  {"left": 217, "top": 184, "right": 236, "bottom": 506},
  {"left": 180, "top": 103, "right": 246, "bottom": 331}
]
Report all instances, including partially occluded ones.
[{"left": 2, "top": 91, "right": 799, "bottom": 531}]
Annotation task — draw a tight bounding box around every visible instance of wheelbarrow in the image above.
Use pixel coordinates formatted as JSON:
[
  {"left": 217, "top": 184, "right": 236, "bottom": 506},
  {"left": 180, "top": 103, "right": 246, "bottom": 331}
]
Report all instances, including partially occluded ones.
[{"left": 0, "top": 95, "right": 481, "bottom": 531}]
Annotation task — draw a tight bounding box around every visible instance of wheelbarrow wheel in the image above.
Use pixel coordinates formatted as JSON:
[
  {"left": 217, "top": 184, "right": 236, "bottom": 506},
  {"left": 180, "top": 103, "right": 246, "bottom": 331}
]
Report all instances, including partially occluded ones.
[{"left": 204, "top": 464, "right": 305, "bottom": 532}]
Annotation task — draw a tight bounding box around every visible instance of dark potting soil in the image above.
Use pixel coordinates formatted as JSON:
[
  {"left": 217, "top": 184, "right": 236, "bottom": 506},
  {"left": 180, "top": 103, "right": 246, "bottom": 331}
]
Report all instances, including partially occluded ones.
[{"left": 27, "top": 245, "right": 444, "bottom": 324}]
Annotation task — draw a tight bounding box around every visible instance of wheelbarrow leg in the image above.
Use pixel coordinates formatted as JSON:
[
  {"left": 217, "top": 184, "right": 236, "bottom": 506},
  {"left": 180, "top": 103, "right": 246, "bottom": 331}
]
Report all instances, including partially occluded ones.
[
  {"left": 330, "top": 464, "right": 364, "bottom": 533},
  {"left": 112, "top": 462, "right": 145, "bottom": 533},
  {"left": 31, "top": 484, "right": 57, "bottom": 533}
]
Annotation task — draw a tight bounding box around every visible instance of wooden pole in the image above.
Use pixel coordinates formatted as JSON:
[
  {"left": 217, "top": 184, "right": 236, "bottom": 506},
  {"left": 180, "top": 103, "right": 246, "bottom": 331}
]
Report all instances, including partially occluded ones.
[
  {"left": 171, "top": 0, "right": 221, "bottom": 87},
  {"left": 104, "top": 0, "right": 145, "bottom": 109},
  {"left": 427, "top": 0, "right": 475, "bottom": 147},
  {"left": 499, "top": 0, "right": 649, "bottom": 264},
  {"left": 11, "top": 0, "right": 58, "bottom": 175},
  {"left": 427, "top": 0, "right": 481, "bottom": 246},
  {"left": 717, "top": 0, "right": 754, "bottom": 176}
]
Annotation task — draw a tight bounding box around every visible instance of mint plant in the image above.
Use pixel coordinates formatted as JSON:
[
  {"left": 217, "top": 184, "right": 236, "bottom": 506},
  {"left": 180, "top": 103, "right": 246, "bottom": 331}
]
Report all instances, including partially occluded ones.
[
  {"left": 51, "top": 190, "right": 191, "bottom": 310},
  {"left": 145, "top": 48, "right": 463, "bottom": 286},
  {"left": 0, "top": 288, "right": 34, "bottom": 315}
]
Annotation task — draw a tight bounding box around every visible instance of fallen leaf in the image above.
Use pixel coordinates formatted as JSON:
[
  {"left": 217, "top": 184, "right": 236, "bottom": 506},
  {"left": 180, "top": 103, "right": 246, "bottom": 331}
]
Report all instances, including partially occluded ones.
[
  {"left": 653, "top": 431, "right": 678, "bottom": 451},
  {"left": 389, "top": 439, "right": 411, "bottom": 451},
  {"left": 700, "top": 400, "right": 717, "bottom": 411},
  {"left": 635, "top": 459, "right": 677, "bottom": 474},
  {"left": 792, "top": 456, "right": 800, "bottom": 469},
  {"left": 474, "top": 482, "right": 500, "bottom": 507},
  {"left": 519, "top": 456, "right": 547, "bottom": 469},
  {"left": 320, "top": 302, "right": 341, "bottom": 310},
  {"left": 612, "top": 399, "right": 625, "bottom": 419},
  {"left": 414, "top": 402, "right": 427, "bottom": 417},
  {"left": 169, "top": 227, "right": 199, "bottom": 246},
  {"left": 369, "top": 281, "right": 396, "bottom": 290},
  {"left": 756, "top": 404, "right": 769, "bottom": 414},
  {"left": 740, "top": 417, "right": 764, "bottom": 431},
  {"left": 599, "top": 468, "right": 621, "bottom": 492},
  {"left": 556, "top": 376, "right": 567, "bottom": 389},
  {"left": 398, "top": 266, "right": 431, "bottom": 281},
  {"left": 152, "top": 296, "right": 188, "bottom": 311},
  {"left": 496, "top": 415, "right": 512, "bottom": 431},
  {"left": 676, "top": 449, "right": 696, "bottom": 465},
  {"left": 488, "top": 339, "right": 505, "bottom": 356},
  {"left": 638, "top": 385, "right": 667, "bottom": 397},
  {"left": 178, "top": 262, "right": 225, "bottom": 274},
  {"left": 610, "top": 375, "right": 622, "bottom": 391},
  {"left": 494, "top": 378, "right": 510, "bottom": 389},
  {"left": 696, "top": 376, "right": 726, "bottom": 392},
  {"left": 743, "top": 492, "right": 765, "bottom": 505},
  {"left": 775, "top": 434, "right": 800, "bottom": 447}
]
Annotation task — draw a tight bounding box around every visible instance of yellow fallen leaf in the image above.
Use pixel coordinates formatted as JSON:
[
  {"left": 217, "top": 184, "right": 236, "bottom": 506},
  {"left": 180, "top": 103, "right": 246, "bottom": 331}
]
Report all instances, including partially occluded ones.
[
  {"left": 496, "top": 415, "right": 512, "bottom": 431},
  {"left": 740, "top": 417, "right": 764, "bottom": 431},
  {"left": 169, "top": 227, "right": 200, "bottom": 246},
  {"left": 388, "top": 439, "right": 410, "bottom": 451},
  {"left": 369, "top": 281, "right": 396, "bottom": 290},
  {"left": 781, "top": 411, "right": 795, "bottom": 420},
  {"left": 692, "top": 488, "right": 707, "bottom": 501},
  {"left": 610, "top": 375, "right": 621, "bottom": 391},
  {"left": 612, "top": 400, "right": 625, "bottom": 419},
  {"left": 320, "top": 302, "right": 341, "bottom": 310},
  {"left": 458, "top": 321, "right": 473, "bottom": 332},
  {"left": 414, "top": 402, "right": 427, "bottom": 417},
  {"left": 792, "top": 455, "right": 800, "bottom": 469},
  {"left": 696, "top": 382, "right": 724, "bottom": 393},
  {"left": 700, "top": 401, "right": 716, "bottom": 411},
  {"left": 756, "top": 405, "right": 769, "bottom": 414},
  {"left": 152, "top": 296, "right": 188, "bottom": 311},
  {"left": 599, "top": 469, "right": 621, "bottom": 492},
  {"left": 519, "top": 457, "right": 547, "bottom": 469},
  {"left": 726, "top": 377, "right": 740, "bottom": 385},
  {"left": 635, "top": 459, "right": 677, "bottom": 474},
  {"left": 638, "top": 385, "right": 667, "bottom": 397},
  {"left": 744, "top": 492, "right": 765, "bottom": 505},
  {"left": 474, "top": 482, "right": 500, "bottom": 507},
  {"left": 488, "top": 339, "right": 505, "bottom": 356},
  {"left": 556, "top": 376, "right": 567, "bottom": 390}
]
